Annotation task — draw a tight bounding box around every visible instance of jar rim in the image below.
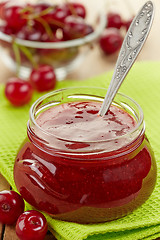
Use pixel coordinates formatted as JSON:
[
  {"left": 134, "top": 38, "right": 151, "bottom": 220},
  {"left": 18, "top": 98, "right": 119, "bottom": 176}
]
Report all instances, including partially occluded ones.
[{"left": 29, "top": 87, "right": 144, "bottom": 145}]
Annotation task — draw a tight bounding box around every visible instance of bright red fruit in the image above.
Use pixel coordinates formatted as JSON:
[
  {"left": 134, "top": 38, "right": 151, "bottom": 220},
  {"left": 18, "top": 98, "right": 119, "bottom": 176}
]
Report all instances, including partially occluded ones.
[
  {"left": 5, "top": 78, "right": 33, "bottom": 106},
  {"left": 42, "top": 4, "right": 69, "bottom": 28},
  {"left": 63, "top": 16, "right": 93, "bottom": 40},
  {"left": 107, "top": 12, "right": 123, "bottom": 29},
  {"left": 16, "top": 25, "right": 42, "bottom": 41},
  {"left": 99, "top": 28, "right": 123, "bottom": 55},
  {"left": 3, "top": 5, "right": 27, "bottom": 31},
  {"left": 30, "top": 65, "right": 56, "bottom": 92},
  {"left": 0, "top": 190, "right": 24, "bottom": 225},
  {"left": 65, "top": 2, "right": 86, "bottom": 19},
  {"left": 0, "top": 24, "right": 15, "bottom": 35},
  {"left": 16, "top": 210, "right": 48, "bottom": 240}
]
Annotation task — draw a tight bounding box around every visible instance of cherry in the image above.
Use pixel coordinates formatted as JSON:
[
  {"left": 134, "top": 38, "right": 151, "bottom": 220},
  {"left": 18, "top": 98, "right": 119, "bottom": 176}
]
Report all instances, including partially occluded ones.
[
  {"left": 42, "top": 5, "right": 69, "bottom": 29},
  {"left": 5, "top": 78, "right": 33, "bottom": 106},
  {"left": 32, "top": 3, "right": 58, "bottom": 30},
  {"left": 30, "top": 65, "right": 56, "bottom": 92},
  {"left": 0, "top": 190, "right": 24, "bottom": 225},
  {"left": 3, "top": 5, "right": 27, "bottom": 31},
  {"left": 16, "top": 25, "right": 43, "bottom": 41},
  {"left": 107, "top": 12, "right": 123, "bottom": 29},
  {"left": 63, "top": 16, "right": 93, "bottom": 40},
  {"left": 16, "top": 210, "right": 48, "bottom": 240},
  {"left": 65, "top": 2, "right": 86, "bottom": 19},
  {"left": 0, "top": 24, "right": 15, "bottom": 35},
  {"left": 99, "top": 28, "right": 123, "bottom": 55}
]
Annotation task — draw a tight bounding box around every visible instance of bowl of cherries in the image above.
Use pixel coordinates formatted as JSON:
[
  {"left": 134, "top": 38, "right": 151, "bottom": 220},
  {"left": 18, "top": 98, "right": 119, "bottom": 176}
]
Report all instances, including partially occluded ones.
[{"left": 0, "top": 0, "right": 106, "bottom": 80}]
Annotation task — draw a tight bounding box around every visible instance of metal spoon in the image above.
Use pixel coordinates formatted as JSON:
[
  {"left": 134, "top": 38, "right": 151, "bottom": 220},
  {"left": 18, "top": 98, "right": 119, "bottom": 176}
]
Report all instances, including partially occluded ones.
[{"left": 98, "top": 1, "right": 154, "bottom": 117}]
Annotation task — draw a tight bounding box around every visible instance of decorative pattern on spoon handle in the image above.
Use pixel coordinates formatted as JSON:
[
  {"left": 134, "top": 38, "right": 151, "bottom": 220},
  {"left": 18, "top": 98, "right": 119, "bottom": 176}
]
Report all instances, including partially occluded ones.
[{"left": 99, "top": 1, "right": 154, "bottom": 117}]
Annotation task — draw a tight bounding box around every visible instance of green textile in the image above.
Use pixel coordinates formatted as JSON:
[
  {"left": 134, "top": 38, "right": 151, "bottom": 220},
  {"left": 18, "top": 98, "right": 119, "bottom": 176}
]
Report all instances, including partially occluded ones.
[{"left": 0, "top": 61, "right": 160, "bottom": 240}]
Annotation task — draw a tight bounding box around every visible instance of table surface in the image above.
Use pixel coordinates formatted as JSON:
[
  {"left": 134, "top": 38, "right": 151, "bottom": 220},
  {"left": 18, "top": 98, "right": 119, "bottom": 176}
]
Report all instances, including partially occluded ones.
[{"left": 0, "top": 0, "right": 160, "bottom": 239}]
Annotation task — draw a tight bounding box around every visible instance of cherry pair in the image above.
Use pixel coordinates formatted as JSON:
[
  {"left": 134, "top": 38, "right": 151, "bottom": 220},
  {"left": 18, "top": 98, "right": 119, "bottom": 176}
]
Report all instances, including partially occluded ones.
[
  {"left": 5, "top": 64, "right": 56, "bottom": 107},
  {"left": 99, "top": 12, "right": 133, "bottom": 55},
  {"left": 0, "top": 190, "right": 47, "bottom": 240}
]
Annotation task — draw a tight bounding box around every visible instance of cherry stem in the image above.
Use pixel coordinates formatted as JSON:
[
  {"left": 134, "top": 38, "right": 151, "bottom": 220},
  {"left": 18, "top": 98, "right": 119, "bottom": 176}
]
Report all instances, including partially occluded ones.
[
  {"left": 20, "top": 6, "right": 33, "bottom": 14},
  {"left": 67, "top": 3, "right": 78, "bottom": 17},
  {"left": 12, "top": 42, "right": 21, "bottom": 76},
  {"left": 47, "top": 19, "right": 65, "bottom": 28},
  {"left": 24, "top": 8, "right": 65, "bottom": 29},
  {"left": 36, "top": 17, "right": 54, "bottom": 40},
  {"left": 18, "top": 45, "right": 38, "bottom": 69},
  {"left": 36, "top": 6, "right": 55, "bottom": 18},
  {"left": 23, "top": 6, "right": 55, "bottom": 20}
]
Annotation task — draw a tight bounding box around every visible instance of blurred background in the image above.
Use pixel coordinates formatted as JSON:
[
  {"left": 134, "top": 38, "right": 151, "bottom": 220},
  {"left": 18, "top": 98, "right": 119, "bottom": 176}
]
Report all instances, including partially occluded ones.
[
  {"left": 73, "top": 0, "right": 159, "bottom": 80},
  {"left": 0, "top": 0, "right": 159, "bottom": 83}
]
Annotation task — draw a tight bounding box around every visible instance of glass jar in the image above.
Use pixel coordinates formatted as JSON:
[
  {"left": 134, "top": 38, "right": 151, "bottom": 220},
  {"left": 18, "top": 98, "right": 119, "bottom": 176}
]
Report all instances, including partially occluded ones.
[{"left": 14, "top": 87, "right": 157, "bottom": 223}]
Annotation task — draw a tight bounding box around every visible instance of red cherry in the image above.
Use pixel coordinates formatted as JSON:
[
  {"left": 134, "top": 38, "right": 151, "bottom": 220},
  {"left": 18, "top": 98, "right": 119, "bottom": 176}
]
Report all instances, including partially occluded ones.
[
  {"left": 3, "top": 5, "right": 27, "bottom": 31},
  {"left": 30, "top": 65, "right": 56, "bottom": 92},
  {"left": 107, "top": 12, "right": 123, "bottom": 29},
  {"left": 0, "top": 190, "right": 24, "bottom": 225},
  {"left": 32, "top": 3, "right": 59, "bottom": 30},
  {"left": 33, "top": 3, "right": 51, "bottom": 13},
  {"left": 5, "top": 78, "right": 33, "bottom": 106},
  {"left": 42, "top": 4, "right": 69, "bottom": 29},
  {"left": 65, "top": 2, "right": 86, "bottom": 19},
  {"left": 16, "top": 210, "right": 48, "bottom": 240},
  {"left": 16, "top": 25, "right": 42, "bottom": 41},
  {"left": 99, "top": 28, "right": 123, "bottom": 55},
  {"left": 0, "top": 24, "right": 15, "bottom": 35},
  {"left": 63, "top": 15, "right": 93, "bottom": 40}
]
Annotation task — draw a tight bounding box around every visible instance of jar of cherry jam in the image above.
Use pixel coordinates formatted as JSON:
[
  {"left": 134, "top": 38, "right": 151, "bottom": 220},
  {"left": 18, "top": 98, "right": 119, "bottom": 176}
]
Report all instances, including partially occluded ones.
[{"left": 14, "top": 87, "right": 157, "bottom": 223}]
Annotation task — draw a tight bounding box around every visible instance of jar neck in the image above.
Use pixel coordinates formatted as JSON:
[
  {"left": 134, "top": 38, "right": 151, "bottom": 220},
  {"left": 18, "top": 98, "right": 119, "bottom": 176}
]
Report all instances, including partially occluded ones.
[{"left": 27, "top": 116, "right": 145, "bottom": 158}]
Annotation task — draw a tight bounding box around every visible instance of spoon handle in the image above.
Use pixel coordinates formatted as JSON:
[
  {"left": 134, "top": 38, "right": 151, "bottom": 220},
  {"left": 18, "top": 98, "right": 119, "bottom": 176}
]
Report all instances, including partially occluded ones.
[{"left": 99, "top": 1, "right": 154, "bottom": 117}]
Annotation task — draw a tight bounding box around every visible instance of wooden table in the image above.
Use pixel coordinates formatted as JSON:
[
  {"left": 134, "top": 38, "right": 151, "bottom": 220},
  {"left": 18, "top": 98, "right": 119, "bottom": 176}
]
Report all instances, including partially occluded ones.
[{"left": 0, "top": 0, "right": 160, "bottom": 239}]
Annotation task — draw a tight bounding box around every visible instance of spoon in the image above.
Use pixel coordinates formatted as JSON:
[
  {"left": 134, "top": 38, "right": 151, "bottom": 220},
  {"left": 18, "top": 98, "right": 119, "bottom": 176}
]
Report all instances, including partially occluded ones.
[{"left": 98, "top": 1, "right": 154, "bottom": 117}]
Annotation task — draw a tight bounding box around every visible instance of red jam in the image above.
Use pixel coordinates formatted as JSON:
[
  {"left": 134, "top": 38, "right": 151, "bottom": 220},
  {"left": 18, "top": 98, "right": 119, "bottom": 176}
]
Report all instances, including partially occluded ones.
[{"left": 14, "top": 90, "right": 157, "bottom": 223}]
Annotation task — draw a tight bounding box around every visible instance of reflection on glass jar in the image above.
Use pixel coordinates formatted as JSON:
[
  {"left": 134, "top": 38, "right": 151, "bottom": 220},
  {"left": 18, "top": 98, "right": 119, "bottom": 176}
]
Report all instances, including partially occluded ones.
[{"left": 14, "top": 87, "right": 157, "bottom": 223}]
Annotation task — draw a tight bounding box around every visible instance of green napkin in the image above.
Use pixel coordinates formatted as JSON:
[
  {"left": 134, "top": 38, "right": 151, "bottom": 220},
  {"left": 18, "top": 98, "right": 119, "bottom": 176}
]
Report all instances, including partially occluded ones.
[{"left": 0, "top": 61, "right": 160, "bottom": 240}]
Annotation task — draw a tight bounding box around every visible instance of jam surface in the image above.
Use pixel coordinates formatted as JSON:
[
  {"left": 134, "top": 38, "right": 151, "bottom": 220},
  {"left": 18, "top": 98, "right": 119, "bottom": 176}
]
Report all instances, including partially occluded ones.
[
  {"left": 36, "top": 102, "right": 136, "bottom": 142},
  {"left": 14, "top": 101, "right": 157, "bottom": 223}
]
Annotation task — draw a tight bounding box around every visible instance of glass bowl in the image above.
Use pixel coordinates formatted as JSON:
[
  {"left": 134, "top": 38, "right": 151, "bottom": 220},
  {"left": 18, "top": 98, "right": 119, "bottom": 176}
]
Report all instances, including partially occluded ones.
[
  {"left": 14, "top": 87, "right": 157, "bottom": 223},
  {"left": 0, "top": 0, "right": 106, "bottom": 80}
]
